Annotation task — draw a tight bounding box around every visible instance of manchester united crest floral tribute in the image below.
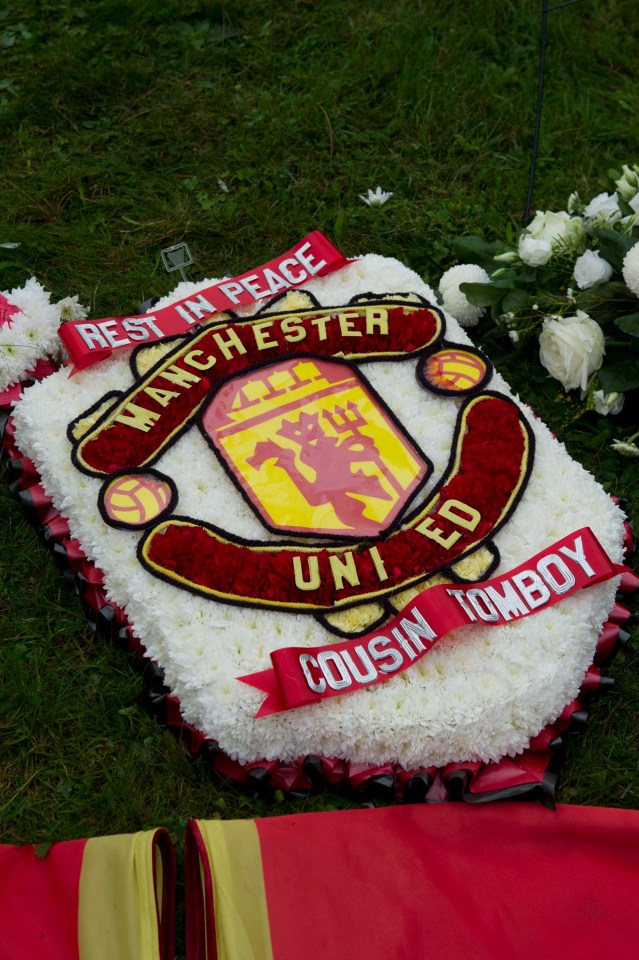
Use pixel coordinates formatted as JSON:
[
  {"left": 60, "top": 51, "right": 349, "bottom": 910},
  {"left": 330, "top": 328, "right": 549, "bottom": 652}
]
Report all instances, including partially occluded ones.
[{"left": 4, "top": 240, "right": 636, "bottom": 800}]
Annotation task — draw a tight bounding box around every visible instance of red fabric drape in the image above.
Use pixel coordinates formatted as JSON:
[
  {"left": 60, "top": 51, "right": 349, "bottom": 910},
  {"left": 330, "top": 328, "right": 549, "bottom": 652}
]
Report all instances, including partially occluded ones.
[
  {"left": 256, "top": 802, "right": 639, "bottom": 960},
  {"left": 0, "top": 838, "right": 86, "bottom": 960}
]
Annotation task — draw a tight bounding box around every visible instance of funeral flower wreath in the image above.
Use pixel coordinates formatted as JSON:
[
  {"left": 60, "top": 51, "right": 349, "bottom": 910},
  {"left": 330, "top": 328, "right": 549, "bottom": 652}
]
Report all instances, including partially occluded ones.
[{"left": 6, "top": 252, "right": 632, "bottom": 800}]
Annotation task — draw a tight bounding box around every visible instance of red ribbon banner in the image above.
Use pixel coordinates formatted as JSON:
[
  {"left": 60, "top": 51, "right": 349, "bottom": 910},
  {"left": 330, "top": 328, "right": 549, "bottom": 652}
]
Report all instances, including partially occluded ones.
[
  {"left": 59, "top": 231, "right": 352, "bottom": 372},
  {"left": 239, "top": 528, "right": 622, "bottom": 717}
]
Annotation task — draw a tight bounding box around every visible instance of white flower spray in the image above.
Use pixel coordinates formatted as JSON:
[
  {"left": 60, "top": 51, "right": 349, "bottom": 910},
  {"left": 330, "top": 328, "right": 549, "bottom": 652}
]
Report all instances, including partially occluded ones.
[{"left": 0, "top": 279, "right": 85, "bottom": 391}]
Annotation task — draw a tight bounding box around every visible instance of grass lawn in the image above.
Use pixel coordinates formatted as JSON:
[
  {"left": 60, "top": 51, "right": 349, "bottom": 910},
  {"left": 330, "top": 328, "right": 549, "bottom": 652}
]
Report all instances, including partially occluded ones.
[{"left": 1, "top": 0, "right": 639, "bottom": 871}]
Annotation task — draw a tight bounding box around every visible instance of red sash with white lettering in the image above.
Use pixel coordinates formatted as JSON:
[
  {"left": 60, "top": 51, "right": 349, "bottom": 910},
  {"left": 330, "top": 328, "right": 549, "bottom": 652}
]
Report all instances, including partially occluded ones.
[
  {"left": 59, "top": 232, "right": 352, "bottom": 372},
  {"left": 239, "top": 528, "right": 621, "bottom": 717}
]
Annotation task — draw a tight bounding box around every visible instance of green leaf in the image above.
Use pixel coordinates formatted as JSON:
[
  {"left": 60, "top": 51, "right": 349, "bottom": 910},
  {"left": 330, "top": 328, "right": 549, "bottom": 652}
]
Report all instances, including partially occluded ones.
[
  {"left": 451, "top": 236, "right": 500, "bottom": 272},
  {"left": 618, "top": 197, "right": 635, "bottom": 217},
  {"left": 458, "top": 281, "right": 503, "bottom": 308},
  {"left": 597, "top": 355, "right": 639, "bottom": 392},
  {"left": 501, "top": 288, "right": 530, "bottom": 313},
  {"left": 586, "top": 280, "right": 636, "bottom": 324},
  {"left": 614, "top": 312, "right": 639, "bottom": 337},
  {"left": 587, "top": 280, "right": 633, "bottom": 300},
  {"left": 592, "top": 229, "right": 637, "bottom": 272},
  {"left": 515, "top": 269, "right": 538, "bottom": 285}
]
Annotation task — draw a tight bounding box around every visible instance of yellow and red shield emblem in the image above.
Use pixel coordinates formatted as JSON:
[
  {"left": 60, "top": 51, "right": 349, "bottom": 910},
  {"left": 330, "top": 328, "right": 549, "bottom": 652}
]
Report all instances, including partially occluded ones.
[{"left": 201, "top": 357, "right": 430, "bottom": 538}]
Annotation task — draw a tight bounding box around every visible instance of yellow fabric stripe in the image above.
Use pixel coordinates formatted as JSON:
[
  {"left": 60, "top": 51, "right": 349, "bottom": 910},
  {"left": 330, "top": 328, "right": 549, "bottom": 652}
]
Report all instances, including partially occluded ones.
[
  {"left": 78, "top": 830, "right": 167, "bottom": 960},
  {"left": 195, "top": 819, "right": 273, "bottom": 960},
  {"left": 199, "top": 856, "right": 211, "bottom": 960}
]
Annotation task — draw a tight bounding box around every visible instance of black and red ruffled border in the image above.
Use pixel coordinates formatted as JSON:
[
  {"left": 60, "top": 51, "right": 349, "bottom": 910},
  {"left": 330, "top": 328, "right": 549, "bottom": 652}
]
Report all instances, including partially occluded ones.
[{"left": 1, "top": 383, "right": 638, "bottom": 806}]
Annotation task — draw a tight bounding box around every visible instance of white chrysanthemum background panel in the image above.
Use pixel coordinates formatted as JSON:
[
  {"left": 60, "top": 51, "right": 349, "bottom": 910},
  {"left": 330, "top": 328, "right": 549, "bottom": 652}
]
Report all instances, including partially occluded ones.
[{"left": 12, "top": 255, "right": 624, "bottom": 769}]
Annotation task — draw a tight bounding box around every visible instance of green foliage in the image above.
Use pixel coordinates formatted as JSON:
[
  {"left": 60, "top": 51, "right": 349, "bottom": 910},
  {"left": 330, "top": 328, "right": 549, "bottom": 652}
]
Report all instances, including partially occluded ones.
[
  {"left": 459, "top": 281, "right": 505, "bottom": 309},
  {"left": 1, "top": 0, "right": 639, "bottom": 862},
  {"left": 451, "top": 237, "right": 500, "bottom": 273},
  {"left": 597, "top": 352, "right": 639, "bottom": 392},
  {"left": 615, "top": 312, "right": 639, "bottom": 337},
  {"left": 593, "top": 228, "right": 637, "bottom": 273}
]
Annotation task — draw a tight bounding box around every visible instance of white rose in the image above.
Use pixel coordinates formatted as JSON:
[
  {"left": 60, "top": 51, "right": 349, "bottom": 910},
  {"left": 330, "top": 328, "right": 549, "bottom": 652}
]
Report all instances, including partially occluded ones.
[
  {"left": 573, "top": 249, "right": 614, "bottom": 290},
  {"left": 538, "top": 311, "right": 605, "bottom": 392},
  {"left": 438, "top": 263, "right": 491, "bottom": 327},
  {"left": 526, "top": 209, "right": 586, "bottom": 245},
  {"left": 622, "top": 242, "right": 639, "bottom": 296},
  {"left": 518, "top": 234, "right": 552, "bottom": 267},
  {"left": 518, "top": 210, "right": 586, "bottom": 266},
  {"left": 583, "top": 191, "right": 622, "bottom": 224},
  {"left": 614, "top": 164, "right": 639, "bottom": 203},
  {"left": 593, "top": 390, "right": 624, "bottom": 416}
]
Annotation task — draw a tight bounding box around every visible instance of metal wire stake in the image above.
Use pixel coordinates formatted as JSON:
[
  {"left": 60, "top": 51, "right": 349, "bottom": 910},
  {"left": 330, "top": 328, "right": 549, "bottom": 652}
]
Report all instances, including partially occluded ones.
[{"left": 523, "top": 0, "right": 582, "bottom": 224}]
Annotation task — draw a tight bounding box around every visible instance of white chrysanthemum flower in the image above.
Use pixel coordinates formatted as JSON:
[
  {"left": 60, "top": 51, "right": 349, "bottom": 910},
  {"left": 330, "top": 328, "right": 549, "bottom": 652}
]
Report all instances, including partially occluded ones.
[
  {"left": 438, "top": 263, "right": 490, "bottom": 327},
  {"left": 359, "top": 186, "right": 393, "bottom": 206},
  {"left": 0, "top": 278, "right": 67, "bottom": 391},
  {"left": 57, "top": 295, "right": 89, "bottom": 322},
  {"left": 622, "top": 241, "right": 639, "bottom": 296},
  {"left": 0, "top": 326, "right": 34, "bottom": 385}
]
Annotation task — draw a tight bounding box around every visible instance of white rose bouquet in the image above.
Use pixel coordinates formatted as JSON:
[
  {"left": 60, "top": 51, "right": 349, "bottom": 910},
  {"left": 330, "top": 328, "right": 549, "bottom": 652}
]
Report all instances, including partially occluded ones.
[{"left": 437, "top": 164, "right": 639, "bottom": 418}]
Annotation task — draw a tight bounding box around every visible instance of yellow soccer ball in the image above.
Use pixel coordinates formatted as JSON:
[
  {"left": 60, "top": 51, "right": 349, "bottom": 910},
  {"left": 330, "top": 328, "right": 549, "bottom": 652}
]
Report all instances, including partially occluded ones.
[
  {"left": 423, "top": 348, "right": 489, "bottom": 394},
  {"left": 102, "top": 474, "right": 172, "bottom": 527}
]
